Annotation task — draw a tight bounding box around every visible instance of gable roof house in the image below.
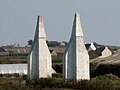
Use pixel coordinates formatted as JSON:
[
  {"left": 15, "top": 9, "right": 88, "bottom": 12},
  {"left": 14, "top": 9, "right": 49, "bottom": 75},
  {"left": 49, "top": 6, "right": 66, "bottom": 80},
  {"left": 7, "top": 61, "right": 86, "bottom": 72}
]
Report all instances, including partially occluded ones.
[
  {"left": 50, "top": 49, "right": 57, "bottom": 56},
  {"left": 89, "top": 46, "right": 113, "bottom": 59},
  {"left": 49, "top": 46, "right": 65, "bottom": 56},
  {"left": 2, "top": 46, "right": 30, "bottom": 56},
  {"left": 91, "top": 49, "right": 120, "bottom": 64},
  {"left": 97, "top": 47, "right": 112, "bottom": 58},
  {"left": 0, "top": 47, "right": 9, "bottom": 56},
  {"left": 85, "top": 42, "right": 97, "bottom": 52}
]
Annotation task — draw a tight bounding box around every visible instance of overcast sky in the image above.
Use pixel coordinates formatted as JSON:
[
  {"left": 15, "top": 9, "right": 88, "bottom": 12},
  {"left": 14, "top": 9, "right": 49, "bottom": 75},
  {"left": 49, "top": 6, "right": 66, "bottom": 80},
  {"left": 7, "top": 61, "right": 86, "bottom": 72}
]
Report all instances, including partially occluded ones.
[{"left": 0, "top": 0, "right": 120, "bottom": 46}]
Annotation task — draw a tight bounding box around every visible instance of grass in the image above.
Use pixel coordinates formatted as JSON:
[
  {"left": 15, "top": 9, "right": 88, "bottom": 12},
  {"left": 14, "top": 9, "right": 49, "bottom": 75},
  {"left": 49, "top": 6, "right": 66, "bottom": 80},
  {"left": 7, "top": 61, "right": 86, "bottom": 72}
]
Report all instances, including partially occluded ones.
[
  {"left": 0, "top": 74, "right": 120, "bottom": 90},
  {"left": 0, "top": 56, "right": 27, "bottom": 64}
]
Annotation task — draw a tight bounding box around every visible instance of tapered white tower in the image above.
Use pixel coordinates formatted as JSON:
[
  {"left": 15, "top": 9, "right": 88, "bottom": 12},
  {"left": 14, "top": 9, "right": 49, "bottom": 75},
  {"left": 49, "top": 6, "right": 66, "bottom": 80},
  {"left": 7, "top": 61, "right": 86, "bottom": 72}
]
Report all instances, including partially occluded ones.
[
  {"left": 28, "top": 16, "right": 55, "bottom": 79},
  {"left": 63, "top": 13, "right": 90, "bottom": 80}
]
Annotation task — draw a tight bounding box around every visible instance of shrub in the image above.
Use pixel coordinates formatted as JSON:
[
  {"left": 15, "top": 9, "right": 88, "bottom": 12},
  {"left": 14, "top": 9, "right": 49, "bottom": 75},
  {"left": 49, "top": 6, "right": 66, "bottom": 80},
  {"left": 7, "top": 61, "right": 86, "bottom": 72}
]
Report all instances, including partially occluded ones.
[
  {"left": 85, "top": 79, "right": 114, "bottom": 90},
  {"left": 52, "top": 63, "right": 62, "bottom": 73},
  {"left": 0, "top": 77, "right": 34, "bottom": 90},
  {"left": 52, "top": 56, "right": 62, "bottom": 63},
  {"left": 52, "top": 73, "right": 62, "bottom": 78},
  {"left": 26, "top": 78, "right": 116, "bottom": 90},
  {"left": 92, "top": 64, "right": 120, "bottom": 78},
  {"left": 90, "top": 63, "right": 98, "bottom": 78},
  {"left": 0, "top": 75, "right": 120, "bottom": 90}
]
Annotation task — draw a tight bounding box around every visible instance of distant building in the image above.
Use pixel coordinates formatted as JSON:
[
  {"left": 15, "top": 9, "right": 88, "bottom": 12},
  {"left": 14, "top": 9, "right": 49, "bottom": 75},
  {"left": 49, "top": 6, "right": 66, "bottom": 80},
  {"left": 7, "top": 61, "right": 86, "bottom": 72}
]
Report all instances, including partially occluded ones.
[
  {"left": 0, "top": 64, "right": 27, "bottom": 76},
  {"left": 0, "top": 47, "right": 9, "bottom": 56},
  {"left": 59, "top": 41, "right": 67, "bottom": 46},
  {"left": 0, "top": 45, "right": 65, "bottom": 57},
  {"left": 85, "top": 42, "right": 97, "bottom": 52},
  {"left": 49, "top": 46, "right": 65, "bottom": 56},
  {"left": 90, "top": 49, "right": 120, "bottom": 64},
  {"left": 98, "top": 47, "right": 112, "bottom": 58},
  {"left": 50, "top": 50, "right": 57, "bottom": 56},
  {"left": 2, "top": 46, "right": 30, "bottom": 56}
]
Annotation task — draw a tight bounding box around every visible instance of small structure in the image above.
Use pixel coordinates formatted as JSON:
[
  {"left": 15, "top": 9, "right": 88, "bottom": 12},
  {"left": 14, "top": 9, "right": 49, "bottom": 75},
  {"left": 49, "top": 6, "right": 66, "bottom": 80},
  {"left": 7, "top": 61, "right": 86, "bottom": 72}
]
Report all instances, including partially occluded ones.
[
  {"left": 98, "top": 47, "right": 112, "bottom": 58},
  {"left": 85, "top": 42, "right": 97, "bottom": 52},
  {"left": 0, "top": 47, "right": 9, "bottom": 56},
  {"left": 49, "top": 46, "right": 65, "bottom": 56},
  {"left": 63, "top": 13, "right": 90, "bottom": 81},
  {"left": 0, "top": 64, "right": 27, "bottom": 75},
  {"left": 90, "top": 49, "right": 120, "bottom": 64},
  {"left": 88, "top": 42, "right": 96, "bottom": 51},
  {"left": 0, "top": 46, "right": 30, "bottom": 56},
  {"left": 28, "top": 16, "right": 55, "bottom": 79},
  {"left": 50, "top": 49, "right": 57, "bottom": 56}
]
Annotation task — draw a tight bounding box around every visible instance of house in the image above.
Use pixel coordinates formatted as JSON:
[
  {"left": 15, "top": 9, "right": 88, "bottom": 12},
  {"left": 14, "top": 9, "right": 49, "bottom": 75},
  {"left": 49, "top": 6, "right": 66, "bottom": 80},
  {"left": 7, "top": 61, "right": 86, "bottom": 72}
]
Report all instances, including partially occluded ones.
[
  {"left": 49, "top": 46, "right": 65, "bottom": 56},
  {"left": 50, "top": 49, "right": 57, "bottom": 56},
  {"left": 0, "top": 47, "right": 9, "bottom": 56},
  {"left": 59, "top": 41, "right": 67, "bottom": 46},
  {"left": 85, "top": 42, "right": 97, "bottom": 52},
  {"left": 90, "top": 49, "right": 120, "bottom": 64},
  {"left": 89, "top": 46, "right": 112, "bottom": 59},
  {"left": 98, "top": 47, "right": 112, "bottom": 58},
  {"left": 0, "top": 46, "right": 30, "bottom": 56}
]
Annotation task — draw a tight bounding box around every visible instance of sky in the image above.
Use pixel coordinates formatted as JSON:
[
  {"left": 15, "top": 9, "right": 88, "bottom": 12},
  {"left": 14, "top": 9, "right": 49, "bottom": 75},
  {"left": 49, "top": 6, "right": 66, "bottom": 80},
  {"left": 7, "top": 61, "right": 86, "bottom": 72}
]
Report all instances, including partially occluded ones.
[{"left": 0, "top": 0, "right": 120, "bottom": 46}]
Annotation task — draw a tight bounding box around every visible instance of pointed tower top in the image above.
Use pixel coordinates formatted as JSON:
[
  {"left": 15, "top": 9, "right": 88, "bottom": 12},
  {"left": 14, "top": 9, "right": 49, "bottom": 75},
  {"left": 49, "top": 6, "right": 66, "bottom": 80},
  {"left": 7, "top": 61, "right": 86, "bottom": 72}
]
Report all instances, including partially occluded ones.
[
  {"left": 37, "top": 16, "right": 46, "bottom": 38},
  {"left": 72, "top": 13, "right": 83, "bottom": 37}
]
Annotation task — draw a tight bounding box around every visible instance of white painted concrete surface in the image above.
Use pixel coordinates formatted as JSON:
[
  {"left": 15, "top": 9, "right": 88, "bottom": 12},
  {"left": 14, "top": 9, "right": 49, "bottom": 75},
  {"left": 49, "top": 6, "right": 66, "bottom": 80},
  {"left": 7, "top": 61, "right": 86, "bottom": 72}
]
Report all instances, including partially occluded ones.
[
  {"left": 28, "top": 16, "right": 55, "bottom": 79},
  {"left": 63, "top": 13, "right": 90, "bottom": 81}
]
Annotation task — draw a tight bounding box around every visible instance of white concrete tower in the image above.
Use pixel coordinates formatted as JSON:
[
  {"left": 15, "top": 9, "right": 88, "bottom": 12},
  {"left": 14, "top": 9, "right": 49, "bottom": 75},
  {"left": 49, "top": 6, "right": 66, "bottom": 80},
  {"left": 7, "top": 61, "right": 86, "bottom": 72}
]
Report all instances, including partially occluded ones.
[
  {"left": 63, "top": 13, "right": 90, "bottom": 81},
  {"left": 28, "top": 16, "right": 55, "bottom": 79}
]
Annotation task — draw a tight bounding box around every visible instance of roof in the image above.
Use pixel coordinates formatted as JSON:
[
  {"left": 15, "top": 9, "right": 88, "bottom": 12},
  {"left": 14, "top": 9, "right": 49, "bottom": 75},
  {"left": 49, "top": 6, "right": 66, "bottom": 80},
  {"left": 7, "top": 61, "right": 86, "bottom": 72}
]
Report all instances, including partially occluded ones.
[
  {"left": 0, "top": 47, "right": 6, "bottom": 52},
  {"left": 0, "top": 52, "right": 9, "bottom": 56},
  {"left": 85, "top": 42, "right": 98, "bottom": 50},
  {"left": 90, "top": 49, "right": 120, "bottom": 64},
  {"left": 3, "top": 47, "right": 30, "bottom": 55},
  {"left": 0, "top": 46, "right": 65, "bottom": 56},
  {"left": 91, "top": 46, "right": 112, "bottom": 55},
  {"left": 49, "top": 46, "right": 65, "bottom": 54},
  {"left": 0, "top": 64, "right": 27, "bottom": 75},
  {"left": 95, "top": 47, "right": 105, "bottom": 54}
]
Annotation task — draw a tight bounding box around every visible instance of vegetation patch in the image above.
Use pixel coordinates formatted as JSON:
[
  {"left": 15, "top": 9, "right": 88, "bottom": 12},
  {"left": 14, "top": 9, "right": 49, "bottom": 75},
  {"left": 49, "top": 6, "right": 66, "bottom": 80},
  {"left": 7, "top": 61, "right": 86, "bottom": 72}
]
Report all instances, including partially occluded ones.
[
  {"left": 91, "top": 64, "right": 120, "bottom": 78},
  {"left": 0, "top": 74, "right": 120, "bottom": 90}
]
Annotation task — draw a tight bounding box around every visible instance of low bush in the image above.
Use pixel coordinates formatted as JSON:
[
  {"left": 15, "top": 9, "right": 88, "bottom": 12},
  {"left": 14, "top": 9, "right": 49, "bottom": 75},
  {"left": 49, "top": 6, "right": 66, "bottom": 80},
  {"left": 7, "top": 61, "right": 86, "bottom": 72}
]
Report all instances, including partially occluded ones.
[
  {"left": 52, "top": 73, "right": 62, "bottom": 78},
  {"left": 0, "top": 76, "right": 120, "bottom": 90},
  {"left": 26, "top": 78, "right": 116, "bottom": 90},
  {"left": 52, "top": 56, "right": 62, "bottom": 63},
  {"left": 91, "top": 64, "right": 120, "bottom": 78},
  {"left": 85, "top": 79, "right": 114, "bottom": 90},
  {"left": 0, "top": 56, "right": 27, "bottom": 64},
  {"left": 0, "top": 77, "right": 33, "bottom": 90},
  {"left": 52, "top": 63, "right": 62, "bottom": 73}
]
